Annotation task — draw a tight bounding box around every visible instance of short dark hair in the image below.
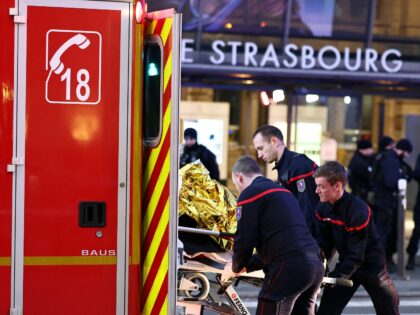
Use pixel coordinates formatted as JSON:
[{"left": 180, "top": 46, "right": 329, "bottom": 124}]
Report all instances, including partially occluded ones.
[
  {"left": 313, "top": 161, "right": 347, "bottom": 186},
  {"left": 232, "top": 156, "right": 262, "bottom": 176},
  {"left": 253, "top": 125, "right": 284, "bottom": 142}
]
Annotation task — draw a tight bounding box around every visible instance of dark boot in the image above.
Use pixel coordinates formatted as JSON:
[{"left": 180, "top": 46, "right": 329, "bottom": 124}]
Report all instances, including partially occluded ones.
[{"left": 406, "top": 255, "right": 416, "bottom": 270}]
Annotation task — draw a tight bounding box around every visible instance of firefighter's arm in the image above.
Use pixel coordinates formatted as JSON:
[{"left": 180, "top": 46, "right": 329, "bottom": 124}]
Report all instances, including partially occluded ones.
[
  {"left": 333, "top": 213, "right": 370, "bottom": 277},
  {"left": 316, "top": 210, "right": 335, "bottom": 260},
  {"left": 232, "top": 200, "right": 259, "bottom": 273}
]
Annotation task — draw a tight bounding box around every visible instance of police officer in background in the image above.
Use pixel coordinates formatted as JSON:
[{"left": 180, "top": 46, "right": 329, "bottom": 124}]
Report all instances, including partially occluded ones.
[
  {"left": 348, "top": 139, "right": 374, "bottom": 203},
  {"left": 252, "top": 125, "right": 320, "bottom": 239},
  {"left": 222, "top": 156, "right": 324, "bottom": 315},
  {"left": 370, "top": 138, "right": 413, "bottom": 272},
  {"left": 314, "top": 161, "right": 399, "bottom": 315},
  {"left": 180, "top": 128, "right": 220, "bottom": 180}
]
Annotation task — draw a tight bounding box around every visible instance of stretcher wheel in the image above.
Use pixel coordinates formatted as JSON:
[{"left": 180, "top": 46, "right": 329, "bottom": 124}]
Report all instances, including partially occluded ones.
[{"left": 183, "top": 272, "right": 210, "bottom": 300}]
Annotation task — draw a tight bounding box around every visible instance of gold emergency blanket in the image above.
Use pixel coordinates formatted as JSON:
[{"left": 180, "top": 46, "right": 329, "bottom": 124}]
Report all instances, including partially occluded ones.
[{"left": 179, "top": 161, "right": 237, "bottom": 249}]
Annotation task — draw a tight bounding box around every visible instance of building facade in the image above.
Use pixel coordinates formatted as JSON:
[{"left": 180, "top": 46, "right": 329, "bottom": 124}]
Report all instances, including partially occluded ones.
[{"left": 150, "top": 0, "right": 420, "bottom": 197}]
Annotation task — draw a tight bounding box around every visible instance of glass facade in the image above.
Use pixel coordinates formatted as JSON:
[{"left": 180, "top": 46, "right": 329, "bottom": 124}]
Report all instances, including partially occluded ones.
[{"left": 150, "top": 0, "right": 420, "bottom": 192}]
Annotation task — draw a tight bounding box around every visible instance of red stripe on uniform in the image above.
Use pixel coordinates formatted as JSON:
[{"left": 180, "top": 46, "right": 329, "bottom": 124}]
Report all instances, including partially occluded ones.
[
  {"left": 345, "top": 207, "right": 371, "bottom": 232},
  {"left": 237, "top": 188, "right": 291, "bottom": 206},
  {"left": 150, "top": 273, "right": 168, "bottom": 315},
  {"left": 315, "top": 208, "right": 371, "bottom": 231},
  {"left": 287, "top": 163, "right": 317, "bottom": 184}
]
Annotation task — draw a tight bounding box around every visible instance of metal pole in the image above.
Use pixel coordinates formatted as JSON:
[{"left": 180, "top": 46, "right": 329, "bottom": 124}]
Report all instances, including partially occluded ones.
[
  {"left": 178, "top": 226, "right": 234, "bottom": 238},
  {"left": 286, "top": 89, "right": 295, "bottom": 148},
  {"left": 397, "top": 179, "right": 409, "bottom": 279}
]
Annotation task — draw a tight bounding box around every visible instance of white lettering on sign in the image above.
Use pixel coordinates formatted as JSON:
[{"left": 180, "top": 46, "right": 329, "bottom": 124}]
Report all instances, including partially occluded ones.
[
  {"left": 181, "top": 38, "right": 194, "bottom": 63},
  {"left": 210, "top": 40, "right": 225, "bottom": 65},
  {"left": 45, "top": 30, "right": 102, "bottom": 105},
  {"left": 81, "top": 249, "right": 116, "bottom": 256},
  {"left": 182, "top": 39, "right": 404, "bottom": 73},
  {"left": 244, "top": 42, "right": 258, "bottom": 66}
]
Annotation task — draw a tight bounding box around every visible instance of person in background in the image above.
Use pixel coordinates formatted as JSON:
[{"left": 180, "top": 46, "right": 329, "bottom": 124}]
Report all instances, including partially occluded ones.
[
  {"left": 314, "top": 161, "right": 399, "bottom": 315},
  {"left": 348, "top": 139, "right": 374, "bottom": 203},
  {"left": 222, "top": 156, "right": 324, "bottom": 315},
  {"left": 180, "top": 127, "right": 220, "bottom": 180},
  {"left": 252, "top": 125, "right": 320, "bottom": 239},
  {"left": 378, "top": 135, "right": 395, "bottom": 152},
  {"left": 406, "top": 153, "right": 420, "bottom": 270},
  {"left": 370, "top": 138, "right": 413, "bottom": 273}
]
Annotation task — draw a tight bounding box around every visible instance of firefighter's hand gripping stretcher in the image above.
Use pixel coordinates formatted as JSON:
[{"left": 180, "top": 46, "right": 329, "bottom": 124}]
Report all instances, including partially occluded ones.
[{"left": 178, "top": 226, "right": 353, "bottom": 290}]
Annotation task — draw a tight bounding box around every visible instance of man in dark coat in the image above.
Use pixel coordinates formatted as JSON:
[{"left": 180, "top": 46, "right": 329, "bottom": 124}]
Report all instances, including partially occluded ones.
[
  {"left": 253, "top": 125, "right": 320, "bottom": 239},
  {"left": 370, "top": 138, "right": 413, "bottom": 272},
  {"left": 222, "top": 156, "right": 324, "bottom": 315},
  {"left": 314, "top": 161, "right": 399, "bottom": 315},
  {"left": 180, "top": 127, "right": 220, "bottom": 180},
  {"left": 348, "top": 139, "right": 374, "bottom": 203}
]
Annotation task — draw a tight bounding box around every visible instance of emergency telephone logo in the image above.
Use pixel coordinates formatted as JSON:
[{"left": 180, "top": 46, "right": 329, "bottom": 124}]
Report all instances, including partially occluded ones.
[{"left": 45, "top": 30, "right": 102, "bottom": 105}]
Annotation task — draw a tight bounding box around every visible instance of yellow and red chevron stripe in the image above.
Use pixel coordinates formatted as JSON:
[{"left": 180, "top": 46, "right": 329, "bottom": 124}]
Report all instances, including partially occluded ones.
[{"left": 141, "top": 16, "right": 173, "bottom": 315}]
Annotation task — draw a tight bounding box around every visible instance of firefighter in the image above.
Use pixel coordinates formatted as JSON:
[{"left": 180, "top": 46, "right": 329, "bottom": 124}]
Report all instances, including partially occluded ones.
[
  {"left": 348, "top": 139, "right": 374, "bottom": 203},
  {"left": 314, "top": 161, "right": 400, "bottom": 315},
  {"left": 180, "top": 127, "right": 220, "bottom": 180},
  {"left": 370, "top": 138, "right": 413, "bottom": 272},
  {"left": 252, "top": 125, "right": 320, "bottom": 239},
  {"left": 222, "top": 156, "right": 324, "bottom": 315}
]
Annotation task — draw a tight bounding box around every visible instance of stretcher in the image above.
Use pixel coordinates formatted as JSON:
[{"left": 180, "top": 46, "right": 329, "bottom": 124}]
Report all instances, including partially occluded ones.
[{"left": 176, "top": 227, "right": 353, "bottom": 315}]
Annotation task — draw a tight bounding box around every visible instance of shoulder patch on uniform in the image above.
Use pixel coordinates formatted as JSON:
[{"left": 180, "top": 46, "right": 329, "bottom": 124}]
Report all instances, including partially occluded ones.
[
  {"left": 236, "top": 206, "right": 242, "bottom": 221},
  {"left": 297, "top": 179, "right": 306, "bottom": 192}
]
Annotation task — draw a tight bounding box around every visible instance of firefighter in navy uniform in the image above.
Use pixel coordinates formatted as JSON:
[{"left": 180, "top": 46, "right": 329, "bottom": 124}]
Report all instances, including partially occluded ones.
[
  {"left": 370, "top": 138, "right": 413, "bottom": 272},
  {"left": 347, "top": 139, "right": 374, "bottom": 203},
  {"left": 314, "top": 161, "right": 399, "bottom": 315},
  {"left": 253, "top": 125, "right": 320, "bottom": 239},
  {"left": 222, "top": 156, "right": 324, "bottom": 315}
]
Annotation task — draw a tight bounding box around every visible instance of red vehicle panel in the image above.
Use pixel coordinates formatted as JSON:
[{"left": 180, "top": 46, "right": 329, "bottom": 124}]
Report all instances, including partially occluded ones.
[
  {"left": 23, "top": 5, "right": 122, "bottom": 313},
  {"left": 0, "top": 0, "right": 15, "bottom": 313}
]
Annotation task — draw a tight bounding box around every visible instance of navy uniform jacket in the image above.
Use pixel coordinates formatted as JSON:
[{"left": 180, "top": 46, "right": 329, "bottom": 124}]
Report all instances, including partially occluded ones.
[
  {"left": 371, "top": 149, "right": 406, "bottom": 194},
  {"left": 316, "top": 191, "right": 385, "bottom": 277},
  {"left": 232, "top": 176, "right": 319, "bottom": 273},
  {"left": 273, "top": 148, "right": 320, "bottom": 237},
  {"left": 348, "top": 151, "right": 373, "bottom": 201}
]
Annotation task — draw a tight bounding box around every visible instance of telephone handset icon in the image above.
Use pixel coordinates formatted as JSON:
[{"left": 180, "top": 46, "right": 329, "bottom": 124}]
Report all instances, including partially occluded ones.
[{"left": 49, "top": 34, "right": 90, "bottom": 75}]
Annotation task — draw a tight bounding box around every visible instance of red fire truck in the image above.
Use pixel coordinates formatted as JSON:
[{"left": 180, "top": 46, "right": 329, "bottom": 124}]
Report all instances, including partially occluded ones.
[{"left": 0, "top": 0, "right": 181, "bottom": 314}]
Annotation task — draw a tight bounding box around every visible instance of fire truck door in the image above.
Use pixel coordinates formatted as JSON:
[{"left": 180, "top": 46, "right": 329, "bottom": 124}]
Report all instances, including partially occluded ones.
[{"left": 11, "top": 1, "right": 131, "bottom": 314}]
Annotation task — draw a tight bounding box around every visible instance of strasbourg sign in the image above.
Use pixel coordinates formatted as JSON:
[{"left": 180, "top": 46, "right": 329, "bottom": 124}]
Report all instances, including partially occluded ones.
[{"left": 181, "top": 39, "right": 403, "bottom": 74}]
